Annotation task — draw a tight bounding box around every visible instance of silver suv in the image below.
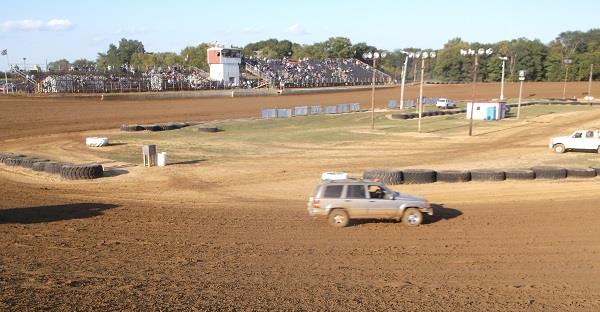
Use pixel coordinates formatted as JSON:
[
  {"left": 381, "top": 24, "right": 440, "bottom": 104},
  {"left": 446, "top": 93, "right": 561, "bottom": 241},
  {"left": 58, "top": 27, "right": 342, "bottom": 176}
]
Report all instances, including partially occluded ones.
[{"left": 307, "top": 178, "right": 432, "bottom": 227}]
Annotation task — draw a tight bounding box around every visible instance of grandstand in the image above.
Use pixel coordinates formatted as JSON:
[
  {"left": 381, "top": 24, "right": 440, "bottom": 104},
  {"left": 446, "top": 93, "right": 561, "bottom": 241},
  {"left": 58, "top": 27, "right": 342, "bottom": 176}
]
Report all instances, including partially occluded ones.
[
  {"left": 243, "top": 57, "right": 392, "bottom": 88},
  {"left": 12, "top": 55, "right": 393, "bottom": 93}
]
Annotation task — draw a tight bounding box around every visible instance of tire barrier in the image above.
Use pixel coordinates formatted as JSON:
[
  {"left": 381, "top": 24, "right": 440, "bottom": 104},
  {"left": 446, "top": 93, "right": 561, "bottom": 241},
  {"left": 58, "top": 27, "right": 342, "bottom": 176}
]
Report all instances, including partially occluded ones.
[
  {"left": 121, "top": 121, "right": 191, "bottom": 132},
  {"left": 1, "top": 152, "right": 104, "bottom": 180},
  {"left": 531, "top": 166, "right": 567, "bottom": 179},
  {"left": 43, "top": 161, "right": 63, "bottom": 174},
  {"left": 436, "top": 170, "right": 471, "bottom": 183},
  {"left": 19, "top": 157, "right": 49, "bottom": 169},
  {"left": 196, "top": 127, "right": 222, "bottom": 133},
  {"left": 120, "top": 124, "right": 143, "bottom": 132},
  {"left": 362, "top": 169, "right": 403, "bottom": 185},
  {"left": 31, "top": 161, "right": 49, "bottom": 172},
  {"left": 141, "top": 124, "right": 162, "bottom": 132},
  {"left": 505, "top": 169, "right": 535, "bottom": 180},
  {"left": 391, "top": 109, "right": 465, "bottom": 120},
  {"left": 566, "top": 168, "right": 597, "bottom": 178},
  {"left": 402, "top": 169, "right": 437, "bottom": 184},
  {"left": 60, "top": 164, "right": 104, "bottom": 180},
  {"left": 361, "top": 166, "right": 597, "bottom": 185},
  {"left": 470, "top": 169, "right": 506, "bottom": 182}
]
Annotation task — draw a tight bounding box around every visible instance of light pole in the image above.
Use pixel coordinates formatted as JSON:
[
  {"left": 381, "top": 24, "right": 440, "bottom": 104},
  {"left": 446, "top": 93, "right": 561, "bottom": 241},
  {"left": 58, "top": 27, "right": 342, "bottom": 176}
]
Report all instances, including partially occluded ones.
[
  {"left": 399, "top": 50, "right": 411, "bottom": 109},
  {"left": 363, "top": 51, "right": 387, "bottom": 130},
  {"left": 562, "top": 58, "right": 572, "bottom": 99},
  {"left": 460, "top": 47, "right": 493, "bottom": 136},
  {"left": 587, "top": 63, "right": 594, "bottom": 105},
  {"left": 23, "top": 57, "right": 26, "bottom": 72},
  {"left": 517, "top": 70, "right": 526, "bottom": 119},
  {"left": 416, "top": 51, "right": 436, "bottom": 132},
  {"left": 499, "top": 56, "right": 508, "bottom": 101}
]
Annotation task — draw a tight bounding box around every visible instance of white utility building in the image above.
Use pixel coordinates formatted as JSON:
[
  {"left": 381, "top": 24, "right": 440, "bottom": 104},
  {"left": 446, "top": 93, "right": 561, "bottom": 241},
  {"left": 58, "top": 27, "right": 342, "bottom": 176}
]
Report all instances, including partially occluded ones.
[
  {"left": 207, "top": 47, "right": 241, "bottom": 87},
  {"left": 466, "top": 102, "right": 507, "bottom": 120}
]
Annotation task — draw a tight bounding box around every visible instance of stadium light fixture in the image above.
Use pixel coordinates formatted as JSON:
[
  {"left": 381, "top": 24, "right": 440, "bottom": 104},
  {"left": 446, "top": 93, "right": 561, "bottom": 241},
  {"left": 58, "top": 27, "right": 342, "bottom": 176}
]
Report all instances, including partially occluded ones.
[
  {"left": 499, "top": 56, "right": 509, "bottom": 101},
  {"left": 363, "top": 51, "right": 387, "bottom": 130},
  {"left": 398, "top": 50, "right": 411, "bottom": 109},
  {"left": 461, "top": 47, "right": 493, "bottom": 136}
]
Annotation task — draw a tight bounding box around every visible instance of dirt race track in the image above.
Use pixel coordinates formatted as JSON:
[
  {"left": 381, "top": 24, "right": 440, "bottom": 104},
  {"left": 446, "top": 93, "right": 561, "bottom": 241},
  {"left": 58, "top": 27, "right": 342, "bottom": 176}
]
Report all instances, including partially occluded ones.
[{"left": 1, "top": 82, "right": 600, "bottom": 311}]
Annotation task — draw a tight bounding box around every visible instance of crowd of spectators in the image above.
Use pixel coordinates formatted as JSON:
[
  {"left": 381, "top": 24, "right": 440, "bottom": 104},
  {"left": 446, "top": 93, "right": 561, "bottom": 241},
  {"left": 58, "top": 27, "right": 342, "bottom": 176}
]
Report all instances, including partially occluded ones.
[
  {"left": 243, "top": 57, "right": 392, "bottom": 88},
  {"left": 36, "top": 57, "right": 393, "bottom": 93}
]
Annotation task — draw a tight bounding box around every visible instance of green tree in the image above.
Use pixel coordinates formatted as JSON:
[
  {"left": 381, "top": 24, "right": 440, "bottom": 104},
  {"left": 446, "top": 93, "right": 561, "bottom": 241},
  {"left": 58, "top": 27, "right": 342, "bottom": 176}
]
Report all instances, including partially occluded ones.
[{"left": 47, "top": 59, "right": 70, "bottom": 71}]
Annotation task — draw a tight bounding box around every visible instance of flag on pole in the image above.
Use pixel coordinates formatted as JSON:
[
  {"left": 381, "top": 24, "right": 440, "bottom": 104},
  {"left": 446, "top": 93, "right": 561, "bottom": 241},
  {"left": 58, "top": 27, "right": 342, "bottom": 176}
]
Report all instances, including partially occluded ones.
[{"left": 1, "top": 49, "right": 7, "bottom": 56}]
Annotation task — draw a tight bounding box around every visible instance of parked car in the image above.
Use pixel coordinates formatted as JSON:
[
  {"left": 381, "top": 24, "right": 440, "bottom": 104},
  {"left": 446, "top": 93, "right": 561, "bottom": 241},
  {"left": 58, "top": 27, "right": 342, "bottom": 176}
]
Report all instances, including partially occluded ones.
[
  {"left": 550, "top": 129, "right": 600, "bottom": 153},
  {"left": 307, "top": 177, "right": 432, "bottom": 227},
  {"left": 436, "top": 98, "right": 455, "bottom": 109}
]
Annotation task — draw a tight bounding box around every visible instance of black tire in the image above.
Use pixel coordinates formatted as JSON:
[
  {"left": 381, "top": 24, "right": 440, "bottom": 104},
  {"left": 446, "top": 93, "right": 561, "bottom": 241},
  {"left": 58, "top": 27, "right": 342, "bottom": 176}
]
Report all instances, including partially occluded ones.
[
  {"left": 470, "top": 169, "right": 506, "bottom": 182},
  {"left": 436, "top": 170, "right": 471, "bottom": 183},
  {"left": 406, "top": 113, "right": 417, "bottom": 119},
  {"left": 505, "top": 169, "right": 535, "bottom": 180},
  {"left": 553, "top": 144, "right": 566, "bottom": 154},
  {"left": 120, "top": 124, "right": 143, "bottom": 132},
  {"left": 402, "top": 169, "right": 436, "bottom": 184},
  {"left": 196, "top": 127, "right": 221, "bottom": 133},
  {"left": 531, "top": 166, "right": 567, "bottom": 179},
  {"left": 566, "top": 168, "right": 596, "bottom": 178},
  {"left": 402, "top": 208, "right": 423, "bottom": 227},
  {"left": 591, "top": 167, "right": 600, "bottom": 176},
  {"left": 392, "top": 114, "right": 408, "bottom": 120},
  {"left": 60, "top": 164, "right": 104, "bottom": 180},
  {"left": 328, "top": 209, "right": 349, "bottom": 228},
  {"left": 43, "top": 162, "right": 63, "bottom": 174}
]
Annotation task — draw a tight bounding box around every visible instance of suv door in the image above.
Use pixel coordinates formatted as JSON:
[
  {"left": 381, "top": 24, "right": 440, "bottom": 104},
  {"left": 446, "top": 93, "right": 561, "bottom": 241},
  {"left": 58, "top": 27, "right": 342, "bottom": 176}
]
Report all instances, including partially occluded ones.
[
  {"left": 342, "top": 184, "right": 369, "bottom": 218},
  {"left": 569, "top": 131, "right": 585, "bottom": 149},
  {"left": 366, "top": 184, "right": 398, "bottom": 218}
]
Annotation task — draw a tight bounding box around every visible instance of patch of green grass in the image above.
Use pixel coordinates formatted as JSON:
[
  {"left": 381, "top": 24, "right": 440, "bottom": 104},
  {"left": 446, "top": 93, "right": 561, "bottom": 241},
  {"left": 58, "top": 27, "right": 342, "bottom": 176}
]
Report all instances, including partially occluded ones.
[{"left": 89, "top": 104, "right": 598, "bottom": 164}]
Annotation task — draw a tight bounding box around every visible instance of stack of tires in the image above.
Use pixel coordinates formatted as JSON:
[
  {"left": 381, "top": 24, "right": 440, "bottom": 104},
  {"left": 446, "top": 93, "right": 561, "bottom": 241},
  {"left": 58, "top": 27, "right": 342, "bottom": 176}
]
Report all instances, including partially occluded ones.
[
  {"left": 120, "top": 121, "right": 191, "bottom": 132},
  {"left": 0, "top": 152, "right": 103, "bottom": 180}
]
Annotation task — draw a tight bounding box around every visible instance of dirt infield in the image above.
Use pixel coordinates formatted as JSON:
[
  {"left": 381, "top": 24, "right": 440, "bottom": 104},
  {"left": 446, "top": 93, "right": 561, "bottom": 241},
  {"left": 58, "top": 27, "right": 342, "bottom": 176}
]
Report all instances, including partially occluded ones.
[{"left": 1, "top": 82, "right": 600, "bottom": 311}]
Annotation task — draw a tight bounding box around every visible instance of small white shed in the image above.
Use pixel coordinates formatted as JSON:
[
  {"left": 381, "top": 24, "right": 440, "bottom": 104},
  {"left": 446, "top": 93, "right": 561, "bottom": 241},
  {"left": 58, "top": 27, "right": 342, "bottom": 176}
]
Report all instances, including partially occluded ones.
[{"left": 466, "top": 102, "right": 507, "bottom": 120}]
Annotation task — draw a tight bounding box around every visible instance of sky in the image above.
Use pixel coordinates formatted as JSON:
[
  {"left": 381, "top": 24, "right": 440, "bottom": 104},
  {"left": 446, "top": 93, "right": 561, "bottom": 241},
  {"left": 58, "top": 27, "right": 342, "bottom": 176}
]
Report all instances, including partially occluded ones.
[{"left": 0, "top": 0, "right": 599, "bottom": 70}]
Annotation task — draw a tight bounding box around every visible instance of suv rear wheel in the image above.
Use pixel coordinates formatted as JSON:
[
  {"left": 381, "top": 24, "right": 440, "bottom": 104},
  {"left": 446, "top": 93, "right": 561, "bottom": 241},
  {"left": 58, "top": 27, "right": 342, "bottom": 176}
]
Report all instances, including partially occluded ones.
[
  {"left": 328, "top": 209, "right": 349, "bottom": 228},
  {"left": 402, "top": 208, "right": 423, "bottom": 227}
]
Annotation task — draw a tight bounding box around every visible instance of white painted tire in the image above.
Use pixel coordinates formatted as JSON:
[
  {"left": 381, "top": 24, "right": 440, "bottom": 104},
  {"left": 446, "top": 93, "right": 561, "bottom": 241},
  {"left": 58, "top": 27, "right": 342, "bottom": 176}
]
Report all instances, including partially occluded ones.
[{"left": 86, "top": 137, "right": 109, "bottom": 147}]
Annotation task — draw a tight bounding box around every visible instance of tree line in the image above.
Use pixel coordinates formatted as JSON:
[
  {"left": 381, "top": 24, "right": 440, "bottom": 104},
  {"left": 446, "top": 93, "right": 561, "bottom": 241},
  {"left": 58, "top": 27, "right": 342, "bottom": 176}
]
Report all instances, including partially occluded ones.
[{"left": 48, "top": 29, "right": 599, "bottom": 83}]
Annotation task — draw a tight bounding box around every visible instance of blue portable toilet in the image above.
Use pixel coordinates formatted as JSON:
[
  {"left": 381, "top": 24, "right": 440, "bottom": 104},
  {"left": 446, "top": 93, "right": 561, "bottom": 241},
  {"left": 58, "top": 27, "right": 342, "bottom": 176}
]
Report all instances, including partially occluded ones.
[{"left": 485, "top": 106, "right": 497, "bottom": 120}]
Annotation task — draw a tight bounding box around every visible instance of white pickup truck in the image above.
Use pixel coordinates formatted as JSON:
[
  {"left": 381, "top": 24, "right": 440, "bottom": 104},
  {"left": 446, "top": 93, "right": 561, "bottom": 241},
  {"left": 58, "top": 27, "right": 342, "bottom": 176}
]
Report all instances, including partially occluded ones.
[
  {"left": 549, "top": 129, "right": 600, "bottom": 153},
  {"left": 436, "top": 98, "right": 456, "bottom": 109}
]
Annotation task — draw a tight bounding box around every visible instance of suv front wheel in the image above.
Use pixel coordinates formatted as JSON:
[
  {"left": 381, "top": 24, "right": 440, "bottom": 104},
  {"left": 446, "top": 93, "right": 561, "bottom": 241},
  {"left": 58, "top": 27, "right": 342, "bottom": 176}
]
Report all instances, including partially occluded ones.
[
  {"left": 402, "top": 208, "right": 423, "bottom": 226},
  {"left": 328, "top": 209, "right": 349, "bottom": 228}
]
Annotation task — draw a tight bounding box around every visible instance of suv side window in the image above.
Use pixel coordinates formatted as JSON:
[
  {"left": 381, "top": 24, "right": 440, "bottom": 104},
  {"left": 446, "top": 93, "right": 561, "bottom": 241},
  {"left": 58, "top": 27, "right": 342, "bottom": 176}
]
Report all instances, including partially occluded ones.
[
  {"left": 323, "top": 185, "right": 344, "bottom": 198},
  {"left": 573, "top": 132, "right": 582, "bottom": 138},
  {"left": 346, "top": 185, "right": 366, "bottom": 199},
  {"left": 586, "top": 131, "right": 594, "bottom": 138}
]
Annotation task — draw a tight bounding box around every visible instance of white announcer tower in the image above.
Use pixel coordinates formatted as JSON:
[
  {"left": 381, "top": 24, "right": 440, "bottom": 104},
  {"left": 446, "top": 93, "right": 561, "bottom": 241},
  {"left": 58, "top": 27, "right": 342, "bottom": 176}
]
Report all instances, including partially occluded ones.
[{"left": 207, "top": 45, "right": 241, "bottom": 87}]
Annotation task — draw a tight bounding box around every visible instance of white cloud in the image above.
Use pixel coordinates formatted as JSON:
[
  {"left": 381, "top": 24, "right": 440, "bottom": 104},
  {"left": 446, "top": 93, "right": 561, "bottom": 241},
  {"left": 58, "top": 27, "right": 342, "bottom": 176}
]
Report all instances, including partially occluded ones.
[
  {"left": 1, "top": 19, "right": 74, "bottom": 32},
  {"left": 45, "top": 19, "right": 74, "bottom": 31},
  {"left": 287, "top": 23, "right": 308, "bottom": 35}
]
